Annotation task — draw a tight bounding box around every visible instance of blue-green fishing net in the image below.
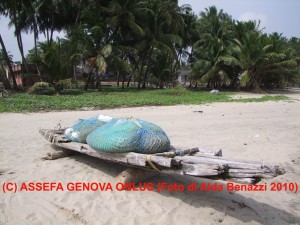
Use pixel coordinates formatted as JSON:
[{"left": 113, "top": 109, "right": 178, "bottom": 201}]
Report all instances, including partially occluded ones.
[
  {"left": 86, "top": 118, "right": 170, "bottom": 153},
  {"left": 64, "top": 115, "right": 112, "bottom": 143}
]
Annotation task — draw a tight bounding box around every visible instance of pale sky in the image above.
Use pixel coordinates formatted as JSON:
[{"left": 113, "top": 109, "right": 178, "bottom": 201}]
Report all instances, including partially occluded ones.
[
  {"left": 0, "top": 16, "right": 64, "bottom": 62},
  {"left": 1, "top": 0, "right": 300, "bottom": 61},
  {"left": 179, "top": 0, "right": 300, "bottom": 37}
]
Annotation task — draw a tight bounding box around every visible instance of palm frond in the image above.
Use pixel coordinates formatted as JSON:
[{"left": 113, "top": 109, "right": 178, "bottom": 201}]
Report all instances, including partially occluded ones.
[
  {"left": 239, "top": 70, "right": 250, "bottom": 87},
  {"left": 201, "top": 65, "right": 218, "bottom": 82},
  {"left": 126, "top": 19, "right": 144, "bottom": 36},
  {"left": 159, "top": 34, "right": 182, "bottom": 46},
  {"left": 101, "top": 44, "right": 112, "bottom": 57},
  {"left": 152, "top": 39, "right": 174, "bottom": 56},
  {"left": 96, "top": 55, "right": 107, "bottom": 74}
]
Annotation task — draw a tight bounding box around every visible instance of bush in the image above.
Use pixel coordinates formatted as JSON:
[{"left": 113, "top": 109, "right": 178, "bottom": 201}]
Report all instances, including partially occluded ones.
[
  {"left": 27, "top": 82, "right": 55, "bottom": 95},
  {"left": 58, "top": 78, "right": 78, "bottom": 89}
]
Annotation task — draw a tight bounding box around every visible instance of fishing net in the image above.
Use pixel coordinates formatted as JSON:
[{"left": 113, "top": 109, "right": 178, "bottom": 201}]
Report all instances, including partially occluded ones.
[
  {"left": 64, "top": 115, "right": 113, "bottom": 143},
  {"left": 86, "top": 118, "right": 170, "bottom": 153}
]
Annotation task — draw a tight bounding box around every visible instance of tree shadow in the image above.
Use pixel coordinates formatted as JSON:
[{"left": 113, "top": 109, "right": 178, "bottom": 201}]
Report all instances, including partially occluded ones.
[{"left": 267, "top": 87, "right": 300, "bottom": 95}]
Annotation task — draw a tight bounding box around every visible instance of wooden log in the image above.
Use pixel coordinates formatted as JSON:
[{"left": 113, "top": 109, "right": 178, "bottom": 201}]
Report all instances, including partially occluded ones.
[
  {"left": 168, "top": 147, "right": 222, "bottom": 157},
  {"left": 40, "top": 129, "right": 70, "bottom": 143},
  {"left": 228, "top": 169, "right": 269, "bottom": 174},
  {"left": 115, "top": 168, "right": 159, "bottom": 184},
  {"left": 39, "top": 129, "right": 285, "bottom": 184},
  {"left": 226, "top": 178, "right": 259, "bottom": 184},
  {"left": 173, "top": 147, "right": 199, "bottom": 156},
  {"left": 175, "top": 155, "right": 282, "bottom": 172},
  {"left": 174, "top": 155, "right": 284, "bottom": 180},
  {"left": 193, "top": 152, "right": 222, "bottom": 158},
  {"left": 40, "top": 131, "right": 173, "bottom": 169},
  {"left": 155, "top": 147, "right": 199, "bottom": 157},
  {"left": 42, "top": 149, "right": 78, "bottom": 160},
  {"left": 226, "top": 173, "right": 273, "bottom": 179},
  {"left": 227, "top": 168, "right": 278, "bottom": 178},
  {"left": 181, "top": 163, "right": 222, "bottom": 176},
  {"left": 194, "top": 148, "right": 222, "bottom": 157}
]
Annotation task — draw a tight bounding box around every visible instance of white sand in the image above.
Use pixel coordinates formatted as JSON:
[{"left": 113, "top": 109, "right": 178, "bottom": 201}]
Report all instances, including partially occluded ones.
[{"left": 0, "top": 91, "right": 300, "bottom": 225}]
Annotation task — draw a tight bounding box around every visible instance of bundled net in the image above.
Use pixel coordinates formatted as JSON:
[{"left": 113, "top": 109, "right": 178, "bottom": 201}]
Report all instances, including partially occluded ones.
[
  {"left": 86, "top": 118, "right": 170, "bottom": 153},
  {"left": 64, "top": 115, "right": 113, "bottom": 143}
]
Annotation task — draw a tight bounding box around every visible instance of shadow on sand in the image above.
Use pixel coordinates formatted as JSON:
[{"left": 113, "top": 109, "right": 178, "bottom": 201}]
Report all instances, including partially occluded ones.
[{"left": 64, "top": 152, "right": 300, "bottom": 225}]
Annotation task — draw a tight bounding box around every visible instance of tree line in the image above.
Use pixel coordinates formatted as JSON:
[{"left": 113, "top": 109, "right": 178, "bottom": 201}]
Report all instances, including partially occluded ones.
[{"left": 0, "top": 1, "right": 299, "bottom": 91}]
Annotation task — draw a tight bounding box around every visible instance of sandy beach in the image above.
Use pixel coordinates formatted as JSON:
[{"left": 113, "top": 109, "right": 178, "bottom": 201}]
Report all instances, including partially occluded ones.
[{"left": 0, "top": 90, "right": 300, "bottom": 225}]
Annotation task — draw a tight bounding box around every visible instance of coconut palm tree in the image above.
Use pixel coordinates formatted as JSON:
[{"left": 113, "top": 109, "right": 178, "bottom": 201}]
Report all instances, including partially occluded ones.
[
  {"left": 134, "top": 0, "right": 183, "bottom": 88},
  {"left": 0, "top": 48, "right": 13, "bottom": 89},
  {"left": 233, "top": 28, "right": 298, "bottom": 90},
  {"left": 0, "top": 34, "right": 16, "bottom": 89},
  {"left": 0, "top": 0, "right": 30, "bottom": 74},
  {"left": 191, "top": 6, "right": 235, "bottom": 88}
]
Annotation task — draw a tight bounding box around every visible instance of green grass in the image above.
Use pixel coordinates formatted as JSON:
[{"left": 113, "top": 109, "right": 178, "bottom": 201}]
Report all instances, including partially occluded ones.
[
  {"left": 0, "top": 87, "right": 289, "bottom": 112},
  {"left": 231, "top": 95, "right": 289, "bottom": 103}
]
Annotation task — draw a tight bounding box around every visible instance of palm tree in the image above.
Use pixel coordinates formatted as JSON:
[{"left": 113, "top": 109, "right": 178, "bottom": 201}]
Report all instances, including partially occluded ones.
[
  {"left": 134, "top": 0, "right": 183, "bottom": 88},
  {"left": 18, "top": 0, "right": 42, "bottom": 76},
  {"left": 177, "top": 4, "right": 198, "bottom": 64},
  {"left": 261, "top": 33, "right": 299, "bottom": 88},
  {"left": 0, "top": 48, "right": 13, "bottom": 89},
  {"left": 191, "top": 6, "right": 235, "bottom": 88},
  {"left": 0, "top": 0, "right": 30, "bottom": 74},
  {"left": 30, "top": 40, "right": 70, "bottom": 83},
  {"left": 0, "top": 34, "right": 16, "bottom": 89},
  {"left": 233, "top": 26, "right": 298, "bottom": 90}
]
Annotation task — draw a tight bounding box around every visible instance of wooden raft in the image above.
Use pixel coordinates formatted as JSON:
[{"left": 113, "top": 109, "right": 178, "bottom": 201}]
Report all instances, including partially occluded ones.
[{"left": 40, "top": 129, "right": 285, "bottom": 184}]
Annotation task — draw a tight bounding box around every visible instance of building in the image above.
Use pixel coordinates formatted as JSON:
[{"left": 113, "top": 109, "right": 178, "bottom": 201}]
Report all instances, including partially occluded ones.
[
  {"left": 4, "top": 64, "right": 41, "bottom": 86},
  {"left": 177, "top": 66, "right": 190, "bottom": 84}
]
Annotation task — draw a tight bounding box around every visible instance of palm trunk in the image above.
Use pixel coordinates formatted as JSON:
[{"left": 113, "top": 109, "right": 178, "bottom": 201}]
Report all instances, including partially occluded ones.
[
  {"left": 50, "top": 27, "right": 54, "bottom": 46},
  {"left": 142, "top": 62, "right": 150, "bottom": 89},
  {"left": 137, "top": 64, "right": 143, "bottom": 90},
  {"left": 127, "top": 75, "right": 132, "bottom": 87},
  {"left": 49, "top": 10, "right": 55, "bottom": 46},
  {"left": 29, "top": 0, "right": 41, "bottom": 79},
  {"left": 16, "top": 33, "right": 29, "bottom": 74},
  {"left": 0, "top": 74, "right": 11, "bottom": 89},
  {"left": 12, "top": 6, "right": 29, "bottom": 75},
  {"left": 116, "top": 71, "right": 120, "bottom": 87},
  {"left": 33, "top": 17, "right": 41, "bottom": 79},
  {"left": 97, "top": 69, "right": 102, "bottom": 92},
  {"left": 73, "top": 65, "right": 76, "bottom": 80},
  {"left": 137, "top": 54, "right": 147, "bottom": 90},
  {"left": 85, "top": 65, "right": 95, "bottom": 91},
  {"left": 0, "top": 34, "right": 16, "bottom": 89},
  {"left": 137, "top": 70, "right": 142, "bottom": 89},
  {"left": 169, "top": 56, "right": 175, "bottom": 87},
  {"left": 46, "top": 28, "right": 50, "bottom": 45},
  {"left": 0, "top": 61, "right": 6, "bottom": 75},
  {"left": 142, "top": 47, "right": 153, "bottom": 89},
  {"left": 0, "top": 61, "right": 12, "bottom": 89},
  {"left": 17, "top": 34, "right": 29, "bottom": 75},
  {"left": 121, "top": 71, "right": 126, "bottom": 91},
  {"left": 75, "top": 0, "right": 83, "bottom": 24}
]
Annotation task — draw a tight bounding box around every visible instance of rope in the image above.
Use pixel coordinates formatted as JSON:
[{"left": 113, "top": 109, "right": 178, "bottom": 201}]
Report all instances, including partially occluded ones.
[
  {"left": 45, "top": 130, "right": 50, "bottom": 139},
  {"left": 131, "top": 117, "right": 142, "bottom": 128},
  {"left": 146, "top": 155, "right": 161, "bottom": 172},
  {"left": 155, "top": 152, "right": 176, "bottom": 158}
]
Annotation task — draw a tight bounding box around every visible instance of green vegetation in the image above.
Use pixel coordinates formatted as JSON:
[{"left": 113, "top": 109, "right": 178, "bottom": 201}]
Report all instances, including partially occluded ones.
[
  {"left": 0, "top": 88, "right": 288, "bottom": 112},
  {"left": 27, "top": 82, "right": 55, "bottom": 95},
  {"left": 0, "top": 1, "right": 297, "bottom": 114},
  {"left": 232, "top": 95, "right": 289, "bottom": 103},
  {"left": 0, "top": 1, "right": 299, "bottom": 91},
  {"left": 190, "top": 6, "right": 299, "bottom": 91}
]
